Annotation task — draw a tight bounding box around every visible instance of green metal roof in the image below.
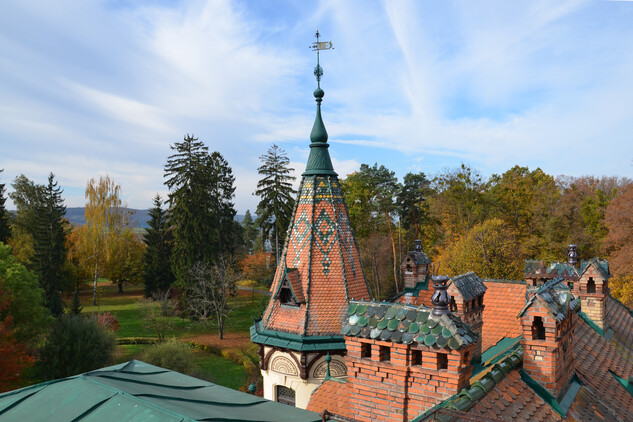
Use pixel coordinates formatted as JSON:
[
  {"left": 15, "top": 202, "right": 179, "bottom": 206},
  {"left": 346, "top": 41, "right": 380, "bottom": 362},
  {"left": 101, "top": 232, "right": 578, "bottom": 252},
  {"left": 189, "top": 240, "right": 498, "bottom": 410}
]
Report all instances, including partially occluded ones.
[
  {"left": 0, "top": 360, "right": 322, "bottom": 422},
  {"left": 250, "top": 320, "right": 346, "bottom": 352}
]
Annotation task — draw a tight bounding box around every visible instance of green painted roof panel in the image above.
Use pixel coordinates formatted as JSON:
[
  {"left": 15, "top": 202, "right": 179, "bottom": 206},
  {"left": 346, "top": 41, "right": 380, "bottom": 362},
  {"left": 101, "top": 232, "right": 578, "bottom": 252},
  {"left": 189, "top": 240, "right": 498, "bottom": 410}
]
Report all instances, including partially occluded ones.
[{"left": 0, "top": 361, "right": 322, "bottom": 422}]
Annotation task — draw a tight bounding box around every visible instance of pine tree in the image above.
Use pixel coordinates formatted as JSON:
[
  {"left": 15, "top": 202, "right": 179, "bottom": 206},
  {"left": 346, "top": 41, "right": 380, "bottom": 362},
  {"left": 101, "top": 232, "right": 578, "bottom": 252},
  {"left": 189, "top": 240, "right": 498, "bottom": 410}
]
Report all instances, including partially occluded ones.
[
  {"left": 143, "top": 195, "right": 175, "bottom": 297},
  {"left": 164, "top": 134, "right": 237, "bottom": 285},
  {"left": 70, "top": 289, "right": 83, "bottom": 315},
  {"left": 32, "top": 173, "right": 68, "bottom": 317},
  {"left": 398, "top": 172, "right": 432, "bottom": 240},
  {"left": 255, "top": 144, "right": 296, "bottom": 262},
  {"left": 241, "top": 210, "right": 258, "bottom": 253},
  {"left": 0, "top": 170, "right": 10, "bottom": 243}
]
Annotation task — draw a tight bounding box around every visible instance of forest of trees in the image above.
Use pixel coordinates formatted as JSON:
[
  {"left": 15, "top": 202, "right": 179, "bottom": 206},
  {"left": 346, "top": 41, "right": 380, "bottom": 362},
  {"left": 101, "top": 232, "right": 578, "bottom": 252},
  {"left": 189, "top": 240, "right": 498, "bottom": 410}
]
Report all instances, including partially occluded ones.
[{"left": 1, "top": 136, "right": 633, "bottom": 390}]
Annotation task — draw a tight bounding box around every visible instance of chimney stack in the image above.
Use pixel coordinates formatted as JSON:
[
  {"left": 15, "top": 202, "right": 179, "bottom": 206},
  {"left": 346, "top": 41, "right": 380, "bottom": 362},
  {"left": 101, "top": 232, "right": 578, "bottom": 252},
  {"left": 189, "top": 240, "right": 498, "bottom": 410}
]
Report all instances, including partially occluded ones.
[{"left": 414, "top": 239, "right": 422, "bottom": 252}]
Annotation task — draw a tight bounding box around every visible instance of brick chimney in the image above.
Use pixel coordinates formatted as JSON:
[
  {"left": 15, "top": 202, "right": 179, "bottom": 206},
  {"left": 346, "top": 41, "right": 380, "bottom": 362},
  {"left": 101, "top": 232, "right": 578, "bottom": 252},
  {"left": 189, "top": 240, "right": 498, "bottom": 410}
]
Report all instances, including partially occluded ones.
[
  {"left": 574, "top": 258, "right": 610, "bottom": 330},
  {"left": 519, "top": 279, "right": 579, "bottom": 399},
  {"left": 447, "top": 272, "right": 486, "bottom": 363},
  {"left": 400, "top": 240, "right": 430, "bottom": 290}
]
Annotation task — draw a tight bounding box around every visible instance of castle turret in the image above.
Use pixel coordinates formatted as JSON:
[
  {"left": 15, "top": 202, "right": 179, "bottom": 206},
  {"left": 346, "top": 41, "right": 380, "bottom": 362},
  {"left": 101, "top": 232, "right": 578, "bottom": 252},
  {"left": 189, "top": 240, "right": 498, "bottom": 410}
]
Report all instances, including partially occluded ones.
[{"left": 250, "top": 31, "right": 371, "bottom": 409}]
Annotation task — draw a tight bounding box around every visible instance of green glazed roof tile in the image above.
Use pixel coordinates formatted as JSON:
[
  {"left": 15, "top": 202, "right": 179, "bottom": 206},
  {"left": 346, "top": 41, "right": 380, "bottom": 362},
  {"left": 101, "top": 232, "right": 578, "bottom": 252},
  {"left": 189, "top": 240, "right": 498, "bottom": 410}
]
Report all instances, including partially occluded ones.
[
  {"left": 424, "top": 334, "right": 436, "bottom": 347},
  {"left": 342, "top": 300, "right": 477, "bottom": 351},
  {"left": 386, "top": 307, "right": 398, "bottom": 320},
  {"left": 436, "top": 336, "right": 448, "bottom": 348},
  {"left": 387, "top": 319, "right": 400, "bottom": 331},
  {"left": 347, "top": 303, "right": 358, "bottom": 315},
  {"left": 368, "top": 316, "right": 378, "bottom": 327}
]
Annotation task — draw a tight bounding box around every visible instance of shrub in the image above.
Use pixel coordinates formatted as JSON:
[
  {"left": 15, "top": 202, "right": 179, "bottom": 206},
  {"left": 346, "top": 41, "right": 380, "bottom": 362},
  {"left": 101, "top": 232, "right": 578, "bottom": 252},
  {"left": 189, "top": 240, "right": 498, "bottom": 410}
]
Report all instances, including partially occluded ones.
[
  {"left": 92, "top": 312, "right": 120, "bottom": 332},
  {"left": 142, "top": 339, "right": 198, "bottom": 374},
  {"left": 38, "top": 315, "right": 115, "bottom": 380}
]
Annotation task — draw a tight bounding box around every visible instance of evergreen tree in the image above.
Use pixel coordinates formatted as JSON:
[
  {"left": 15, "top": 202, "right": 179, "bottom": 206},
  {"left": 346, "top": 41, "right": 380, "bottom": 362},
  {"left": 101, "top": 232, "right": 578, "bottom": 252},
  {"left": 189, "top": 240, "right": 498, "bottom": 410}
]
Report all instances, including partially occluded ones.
[
  {"left": 164, "top": 134, "right": 237, "bottom": 285},
  {"left": 0, "top": 170, "right": 10, "bottom": 243},
  {"left": 398, "top": 172, "right": 433, "bottom": 240},
  {"left": 32, "top": 173, "right": 68, "bottom": 317},
  {"left": 241, "top": 210, "right": 258, "bottom": 253},
  {"left": 70, "top": 289, "right": 83, "bottom": 315},
  {"left": 255, "top": 144, "right": 296, "bottom": 262},
  {"left": 143, "top": 195, "right": 175, "bottom": 297},
  {"left": 8, "top": 175, "right": 46, "bottom": 266}
]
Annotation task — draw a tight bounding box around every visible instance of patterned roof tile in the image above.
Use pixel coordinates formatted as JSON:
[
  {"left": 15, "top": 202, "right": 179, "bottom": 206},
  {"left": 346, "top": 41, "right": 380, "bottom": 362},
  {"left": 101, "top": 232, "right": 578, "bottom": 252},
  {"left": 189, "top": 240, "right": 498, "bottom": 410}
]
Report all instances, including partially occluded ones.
[
  {"left": 342, "top": 299, "right": 477, "bottom": 350},
  {"left": 306, "top": 379, "right": 349, "bottom": 418}
]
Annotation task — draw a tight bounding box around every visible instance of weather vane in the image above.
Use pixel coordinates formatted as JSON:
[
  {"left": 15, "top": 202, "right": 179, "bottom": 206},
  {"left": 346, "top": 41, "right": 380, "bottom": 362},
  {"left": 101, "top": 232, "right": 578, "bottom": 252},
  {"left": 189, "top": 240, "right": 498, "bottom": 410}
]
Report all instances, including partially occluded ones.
[{"left": 309, "top": 29, "right": 333, "bottom": 88}]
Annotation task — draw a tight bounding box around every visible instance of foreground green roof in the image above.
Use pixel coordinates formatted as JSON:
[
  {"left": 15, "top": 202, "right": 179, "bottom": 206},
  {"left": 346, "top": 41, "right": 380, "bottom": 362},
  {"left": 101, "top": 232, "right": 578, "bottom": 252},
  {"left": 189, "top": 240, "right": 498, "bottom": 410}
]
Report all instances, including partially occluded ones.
[{"left": 0, "top": 360, "right": 321, "bottom": 422}]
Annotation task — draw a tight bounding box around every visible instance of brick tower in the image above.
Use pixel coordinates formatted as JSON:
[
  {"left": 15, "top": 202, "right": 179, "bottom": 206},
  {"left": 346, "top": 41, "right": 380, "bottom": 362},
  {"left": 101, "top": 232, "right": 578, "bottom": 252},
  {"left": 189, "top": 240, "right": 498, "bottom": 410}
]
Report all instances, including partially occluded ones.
[
  {"left": 574, "top": 257, "right": 610, "bottom": 330},
  {"left": 518, "top": 278, "right": 580, "bottom": 399},
  {"left": 250, "top": 31, "right": 372, "bottom": 409}
]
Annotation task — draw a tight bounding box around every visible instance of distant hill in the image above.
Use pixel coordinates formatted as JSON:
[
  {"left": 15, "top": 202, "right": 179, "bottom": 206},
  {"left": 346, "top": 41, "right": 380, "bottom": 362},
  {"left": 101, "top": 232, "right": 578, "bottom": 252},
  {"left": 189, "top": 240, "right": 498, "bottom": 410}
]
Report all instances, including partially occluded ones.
[
  {"left": 65, "top": 208, "right": 151, "bottom": 228},
  {"left": 65, "top": 208, "right": 245, "bottom": 228}
]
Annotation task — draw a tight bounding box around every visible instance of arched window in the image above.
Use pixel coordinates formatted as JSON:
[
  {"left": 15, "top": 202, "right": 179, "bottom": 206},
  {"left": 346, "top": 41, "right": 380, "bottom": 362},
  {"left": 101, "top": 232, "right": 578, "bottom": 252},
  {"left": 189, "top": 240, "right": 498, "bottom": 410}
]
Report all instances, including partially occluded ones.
[
  {"left": 532, "top": 316, "right": 545, "bottom": 340},
  {"left": 276, "top": 385, "right": 296, "bottom": 406},
  {"left": 587, "top": 277, "right": 596, "bottom": 294}
]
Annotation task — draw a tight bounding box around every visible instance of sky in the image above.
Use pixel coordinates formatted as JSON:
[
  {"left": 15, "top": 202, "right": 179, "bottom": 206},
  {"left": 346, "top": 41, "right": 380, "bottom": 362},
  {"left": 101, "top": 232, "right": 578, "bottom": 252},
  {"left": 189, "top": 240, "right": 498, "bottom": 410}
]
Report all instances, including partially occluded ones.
[{"left": 1, "top": 0, "right": 633, "bottom": 213}]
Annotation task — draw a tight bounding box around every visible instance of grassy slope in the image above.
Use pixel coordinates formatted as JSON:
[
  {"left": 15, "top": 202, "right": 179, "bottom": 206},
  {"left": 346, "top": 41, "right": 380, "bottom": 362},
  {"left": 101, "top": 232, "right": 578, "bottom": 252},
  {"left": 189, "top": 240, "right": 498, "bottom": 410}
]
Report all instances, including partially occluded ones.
[{"left": 74, "top": 281, "right": 268, "bottom": 391}]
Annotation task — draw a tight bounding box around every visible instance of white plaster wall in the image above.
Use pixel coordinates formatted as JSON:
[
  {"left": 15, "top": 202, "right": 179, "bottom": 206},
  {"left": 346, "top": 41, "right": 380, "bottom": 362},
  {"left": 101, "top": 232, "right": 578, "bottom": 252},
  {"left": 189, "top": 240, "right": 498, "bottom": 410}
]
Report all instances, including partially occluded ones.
[{"left": 262, "top": 368, "right": 321, "bottom": 409}]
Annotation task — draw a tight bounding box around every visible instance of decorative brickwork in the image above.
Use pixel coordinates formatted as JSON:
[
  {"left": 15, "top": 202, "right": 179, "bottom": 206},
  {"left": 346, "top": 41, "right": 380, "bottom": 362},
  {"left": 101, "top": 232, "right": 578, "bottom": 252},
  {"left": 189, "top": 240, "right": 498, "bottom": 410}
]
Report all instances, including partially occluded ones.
[
  {"left": 345, "top": 338, "right": 473, "bottom": 421},
  {"left": 519, "top": 279, "right": 580, "bottom": 399},
  {"left": 574, "top": 258, "right": 610, "bottom": 330}
]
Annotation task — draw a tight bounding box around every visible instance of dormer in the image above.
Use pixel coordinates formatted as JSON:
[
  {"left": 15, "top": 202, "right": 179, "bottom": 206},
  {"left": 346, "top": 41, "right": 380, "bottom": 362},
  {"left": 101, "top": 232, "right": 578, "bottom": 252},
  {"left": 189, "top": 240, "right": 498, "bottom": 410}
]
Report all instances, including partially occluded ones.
[
  {"left": 274, "top": 267, "right": 304, "bottom": 307},
  {"left": 518, "top": 278, "right": 580, "bottom": 399},
  {"left": 575, "top": 258, "right": 610, "bottom": 329},
  {"left": 400, "top": 240, "right": 431, "bottom": 289}
]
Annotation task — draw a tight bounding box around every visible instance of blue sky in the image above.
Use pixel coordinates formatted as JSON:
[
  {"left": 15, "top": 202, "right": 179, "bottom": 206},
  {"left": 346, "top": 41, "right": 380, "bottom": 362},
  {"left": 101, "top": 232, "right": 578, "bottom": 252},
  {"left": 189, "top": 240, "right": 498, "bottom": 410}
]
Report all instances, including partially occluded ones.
[{"left": 1, "top": 0, "right": 633, "bottom": 213}]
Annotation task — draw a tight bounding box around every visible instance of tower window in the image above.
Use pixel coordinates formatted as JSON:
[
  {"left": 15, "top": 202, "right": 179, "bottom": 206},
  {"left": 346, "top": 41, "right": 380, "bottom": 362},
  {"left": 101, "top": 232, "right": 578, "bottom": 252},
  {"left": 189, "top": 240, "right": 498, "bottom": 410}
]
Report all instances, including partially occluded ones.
[
  {"left": 587, "top": 277, "right": 596, "bottom": 294},
  {"left": 437, "top": 353, "right": 448, "bottom": 370},
  {"left": 276, "top": 385, "right": 296, "bottom": 406},
  {"left": 532, "top": 316, "right": 545, "bottom": 340},
  {"left": 406, "top": 264, "right": 413, "bottom": 274},
  {"left": 449, "top": 296, "right": 457, "bottom": 312},
  {"left": 411, "top": 349, "right": 422, "bottom": 366},
  {"left": 361, "top": 342, "right": 371, "bottom": 359}
]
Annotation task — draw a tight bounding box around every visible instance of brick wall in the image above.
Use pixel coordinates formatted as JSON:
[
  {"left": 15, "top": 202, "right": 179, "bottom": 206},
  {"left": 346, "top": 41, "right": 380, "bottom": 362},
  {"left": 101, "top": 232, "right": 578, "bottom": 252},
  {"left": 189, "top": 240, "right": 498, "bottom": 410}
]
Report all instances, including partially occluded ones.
[
  {"left": 575, "top": 266, "right": 608, "bottom": 329},
  {"left": 520, "top": 303, "right": 576, "bottom": 398},
  {"left": 449, "top": 291, "right": 484, "bottom": 363},
  {"left": 345, "top": 338, "right": 473, "bottom": 421}
]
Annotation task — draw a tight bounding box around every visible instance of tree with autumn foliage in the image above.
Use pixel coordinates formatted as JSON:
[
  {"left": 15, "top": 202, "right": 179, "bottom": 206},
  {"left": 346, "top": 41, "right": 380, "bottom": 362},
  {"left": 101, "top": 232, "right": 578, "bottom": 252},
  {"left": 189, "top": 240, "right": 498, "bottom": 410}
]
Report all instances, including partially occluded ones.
[
  {"left": 0, "top": 281, "right": 34, "bottom": 392},
  {"left": 239, "top": 251, "right": 275, "bottom": 286}
]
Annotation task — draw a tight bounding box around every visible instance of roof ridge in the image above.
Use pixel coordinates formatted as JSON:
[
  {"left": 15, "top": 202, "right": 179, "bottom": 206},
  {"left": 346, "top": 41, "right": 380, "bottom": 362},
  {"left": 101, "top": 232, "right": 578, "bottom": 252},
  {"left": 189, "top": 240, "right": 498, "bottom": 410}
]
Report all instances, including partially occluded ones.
[{"left": 426, "top": 349, "right": 525, "bottom": 415}]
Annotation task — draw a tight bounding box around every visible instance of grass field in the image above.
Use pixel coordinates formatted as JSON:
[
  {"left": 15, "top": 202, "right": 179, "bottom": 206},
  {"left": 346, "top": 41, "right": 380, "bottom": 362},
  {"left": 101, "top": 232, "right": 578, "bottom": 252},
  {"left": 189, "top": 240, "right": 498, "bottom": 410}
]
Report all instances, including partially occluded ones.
[{"left": 70, "top": 280, "right": 268, "bottom": 391}]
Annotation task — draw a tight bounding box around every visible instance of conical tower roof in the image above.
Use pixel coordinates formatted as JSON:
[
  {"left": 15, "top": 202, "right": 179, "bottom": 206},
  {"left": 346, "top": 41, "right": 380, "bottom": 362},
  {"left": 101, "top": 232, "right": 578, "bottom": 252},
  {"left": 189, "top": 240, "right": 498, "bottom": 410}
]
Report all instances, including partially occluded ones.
[{"left": 252, "top": 55, "right": 371, "bottom": 350}]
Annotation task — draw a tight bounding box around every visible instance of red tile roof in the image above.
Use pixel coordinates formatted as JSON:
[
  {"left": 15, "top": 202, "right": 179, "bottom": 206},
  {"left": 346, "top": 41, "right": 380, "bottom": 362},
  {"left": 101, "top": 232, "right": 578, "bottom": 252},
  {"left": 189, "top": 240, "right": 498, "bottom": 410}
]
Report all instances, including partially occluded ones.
[
  {"left": 607, "top": 295, "right": 633, "bottom": 361},
  {"left": 468, "top": 370, "right": 562, "bottom": 421},
  {"left": 574, "top": 316, "right": 633, "bottom": 421},
  {"left": 567, "top": 385, "right": 618, "bottom": 422},
  {"left": 481, "top": 280, "right": 526, "bottom": 352},
  {"left": 306, "top": 379, "right": 350, "bottom": 418}
]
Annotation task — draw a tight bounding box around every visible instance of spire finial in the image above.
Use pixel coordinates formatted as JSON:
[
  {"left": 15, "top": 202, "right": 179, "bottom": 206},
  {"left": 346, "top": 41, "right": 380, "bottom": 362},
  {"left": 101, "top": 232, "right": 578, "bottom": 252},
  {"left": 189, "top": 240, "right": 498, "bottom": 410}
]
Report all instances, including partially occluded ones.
[
  {"left": 310, "top": 28, "right": 333, "bottom": 89},
  {"left": 304, "top": 29, "right": 337, "bottom": 176}
]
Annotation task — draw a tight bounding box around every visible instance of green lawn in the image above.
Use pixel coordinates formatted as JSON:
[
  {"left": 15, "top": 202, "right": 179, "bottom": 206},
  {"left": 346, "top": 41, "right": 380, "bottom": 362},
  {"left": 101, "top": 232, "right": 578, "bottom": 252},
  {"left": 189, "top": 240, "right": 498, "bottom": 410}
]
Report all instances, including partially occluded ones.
[{"left": 69, "top": 280, "right": 267, "bottom": 392}]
